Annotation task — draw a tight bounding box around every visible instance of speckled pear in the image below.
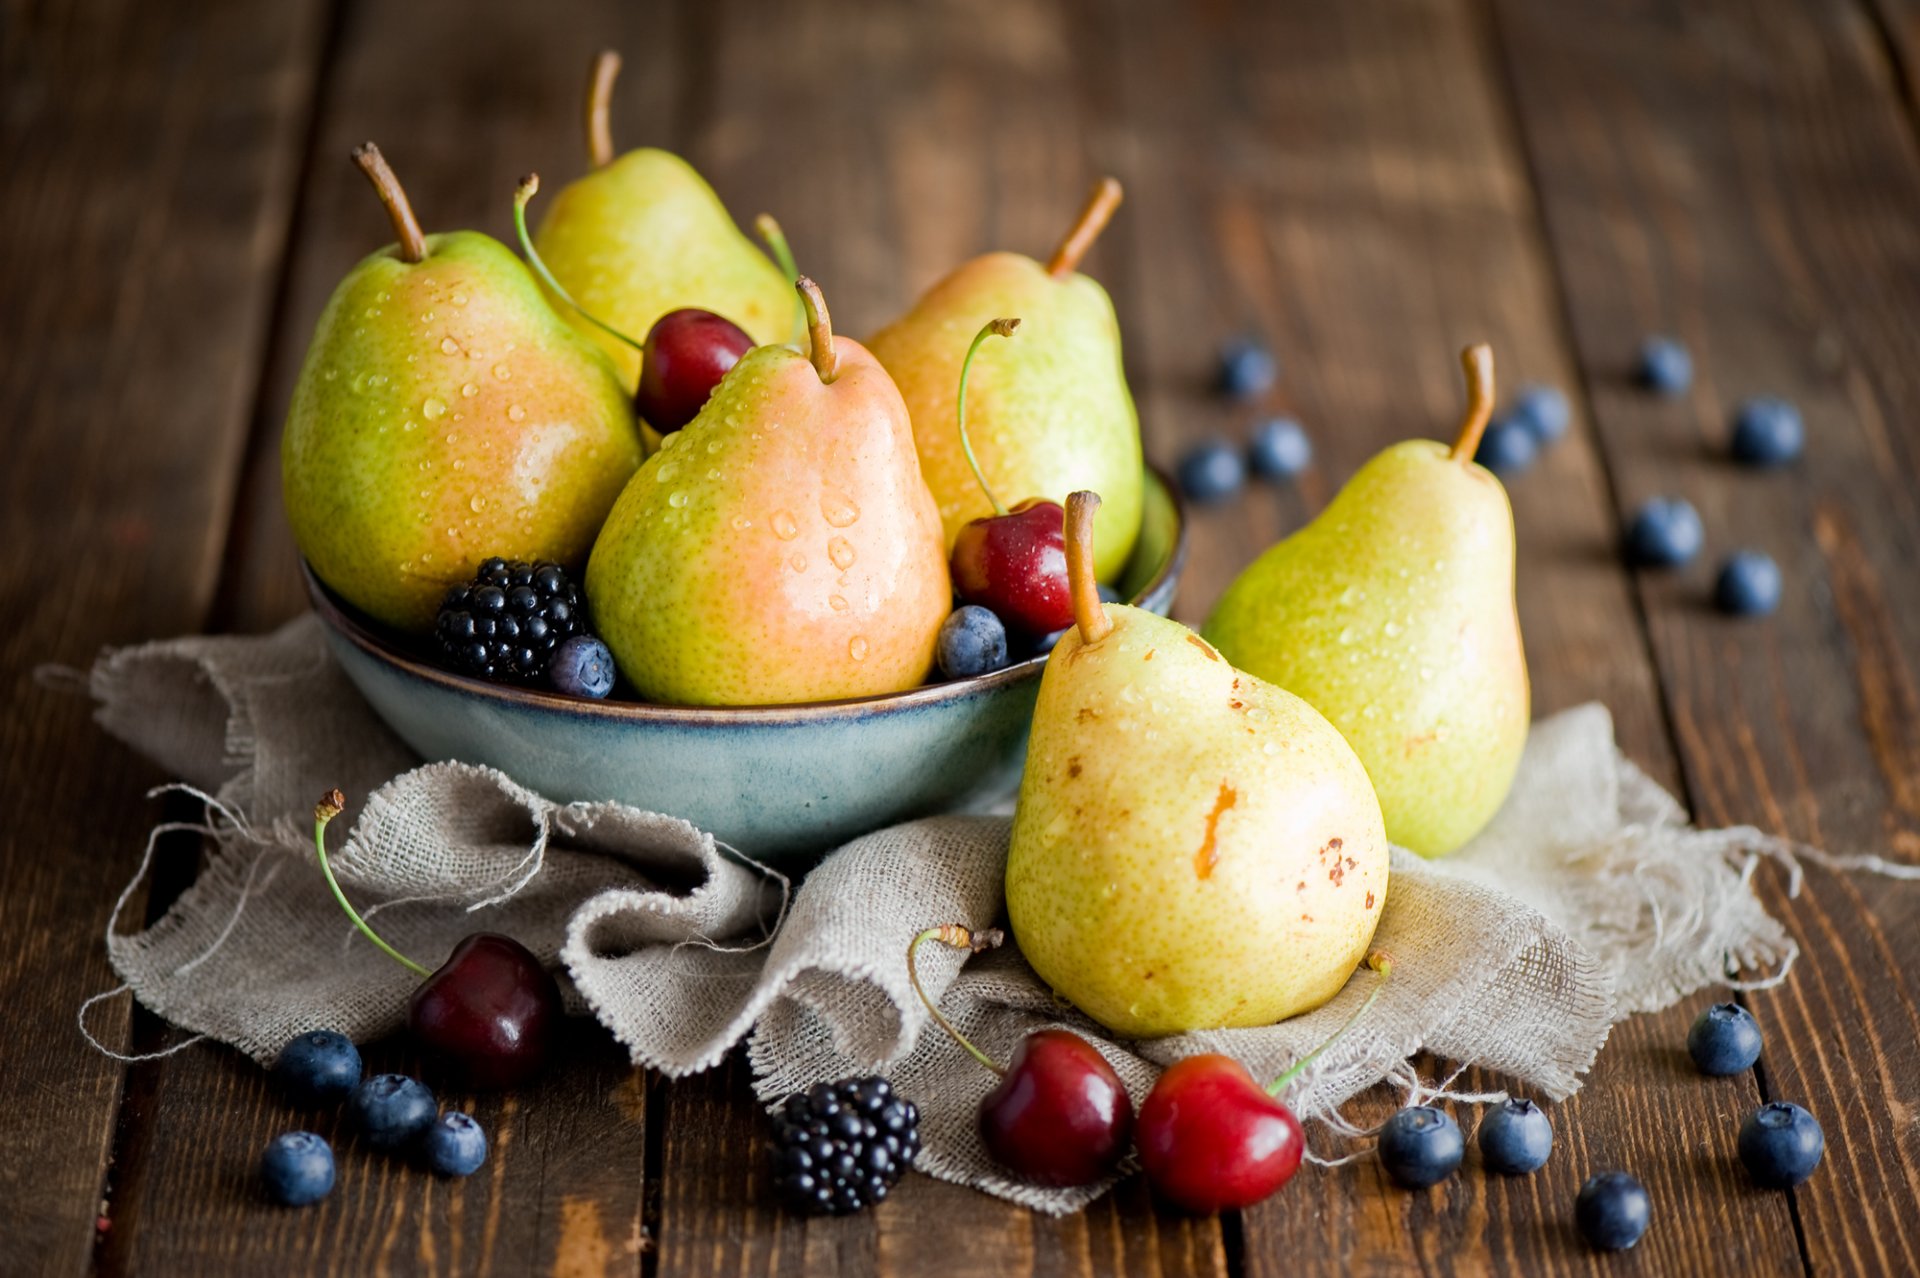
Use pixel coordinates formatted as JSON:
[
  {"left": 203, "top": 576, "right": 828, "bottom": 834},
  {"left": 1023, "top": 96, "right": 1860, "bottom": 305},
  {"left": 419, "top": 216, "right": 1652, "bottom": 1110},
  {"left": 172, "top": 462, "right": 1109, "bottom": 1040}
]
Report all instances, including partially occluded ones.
[
  {"left": 868, "top": 180, "right": 1142, "bottom": 582},
  {"left": 531, "top": 52, "right": 795, "bottom": 389},
  {"left": 1205, "top": 346, "right": 1529, "bottom": 857},
  {"left": 282, "top": 145, "right": 639, "bottom": 632},
  {"left": 586, "top": 279, "right": 951, "bottom": 705},
  {"left": 1005, "top": 494, "right": 1388, "bottom": 1039}
]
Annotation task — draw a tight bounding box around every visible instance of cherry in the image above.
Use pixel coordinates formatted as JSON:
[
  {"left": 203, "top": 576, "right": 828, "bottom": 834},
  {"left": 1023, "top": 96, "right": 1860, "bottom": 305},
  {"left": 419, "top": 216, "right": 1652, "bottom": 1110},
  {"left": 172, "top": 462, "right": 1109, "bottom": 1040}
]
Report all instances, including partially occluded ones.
[
  {"left": 313, "top": 791, "right": 561, "bottom": 1089},
  {"left": 1137, "top": 952, "right": 1393, "bottom": 1213},
  {"left": 635, "top": 309, "right": 754, "bottom": 433},
  {"left": 908, "top": 926, "right": 1132, "bottom": 1187},
  {"left": 946, "top": 320, "right": 1076, "bottom": 636}
]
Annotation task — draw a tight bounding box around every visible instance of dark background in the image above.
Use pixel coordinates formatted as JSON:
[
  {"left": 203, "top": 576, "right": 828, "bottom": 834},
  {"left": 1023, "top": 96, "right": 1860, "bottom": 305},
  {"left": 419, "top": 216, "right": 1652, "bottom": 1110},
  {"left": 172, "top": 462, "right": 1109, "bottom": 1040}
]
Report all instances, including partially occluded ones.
[{"left": 4, "top": 0, "right": 1918, "bottom": 1273}]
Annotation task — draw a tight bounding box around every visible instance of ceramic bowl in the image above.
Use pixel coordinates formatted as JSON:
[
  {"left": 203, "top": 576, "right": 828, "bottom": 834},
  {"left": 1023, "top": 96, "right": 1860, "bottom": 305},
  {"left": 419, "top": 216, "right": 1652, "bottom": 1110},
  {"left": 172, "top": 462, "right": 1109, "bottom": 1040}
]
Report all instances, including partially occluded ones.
[{"left": 308, "top": 468, "right": 1188, "bottom": 867}]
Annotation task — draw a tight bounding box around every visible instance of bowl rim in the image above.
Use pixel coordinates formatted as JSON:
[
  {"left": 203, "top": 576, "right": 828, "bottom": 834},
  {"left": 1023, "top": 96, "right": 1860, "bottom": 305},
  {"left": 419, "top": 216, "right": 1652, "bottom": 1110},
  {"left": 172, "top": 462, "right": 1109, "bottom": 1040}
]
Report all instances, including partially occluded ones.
[{"left": 307, "top": 466, "right": 1189, "bottom": 726}]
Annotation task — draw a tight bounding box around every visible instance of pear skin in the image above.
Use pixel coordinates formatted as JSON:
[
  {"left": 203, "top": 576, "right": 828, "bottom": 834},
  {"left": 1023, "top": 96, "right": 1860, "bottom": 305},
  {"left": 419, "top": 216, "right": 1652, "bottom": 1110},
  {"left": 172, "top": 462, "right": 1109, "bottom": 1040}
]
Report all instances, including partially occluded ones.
[
  {"left": 586, "top": 280, "right": 950, "bottom": 705},
  {"left": 531, "top": 56, "right": 793, "bottom": 389},
  {"left": 282, "top": 146, "right": 639, "bottom": 632},
  {"left": 1006, "top": 494, "right": 1388, "bottom": 1039},
  {"left": 869, "top": 182, "right": 1143, "bottom": 581},
  {"left": 1205, "top": 346, "right": 1529, "bottom": 857}
]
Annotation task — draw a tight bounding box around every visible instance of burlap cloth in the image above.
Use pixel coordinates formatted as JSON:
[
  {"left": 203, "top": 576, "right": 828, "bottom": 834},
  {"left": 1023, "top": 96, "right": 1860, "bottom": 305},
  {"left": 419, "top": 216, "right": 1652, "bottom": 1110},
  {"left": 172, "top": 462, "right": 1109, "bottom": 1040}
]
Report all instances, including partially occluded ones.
[{"left": 74, "top": 615, "right": 1818, "bottom": 1213}]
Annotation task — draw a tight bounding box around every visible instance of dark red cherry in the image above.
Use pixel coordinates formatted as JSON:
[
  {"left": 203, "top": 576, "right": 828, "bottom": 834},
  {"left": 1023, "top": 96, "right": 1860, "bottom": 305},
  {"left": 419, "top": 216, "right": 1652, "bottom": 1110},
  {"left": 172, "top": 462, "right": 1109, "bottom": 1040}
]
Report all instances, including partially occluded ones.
[
  {"left": 979, "top": 1029, "right": 1133, "bottom": 1186},
  {"left": 636, "top": 308, "right": 755, "bottom": 433},
  {"left": 1136, "top": 1054, "right": 1304, "bottom": 1213},
  {"left": 407, "top": 933, "right": 563, "bottom": 1090},
  {"left": 950, "top": 498, "right": 1074, "bottom": 636}
]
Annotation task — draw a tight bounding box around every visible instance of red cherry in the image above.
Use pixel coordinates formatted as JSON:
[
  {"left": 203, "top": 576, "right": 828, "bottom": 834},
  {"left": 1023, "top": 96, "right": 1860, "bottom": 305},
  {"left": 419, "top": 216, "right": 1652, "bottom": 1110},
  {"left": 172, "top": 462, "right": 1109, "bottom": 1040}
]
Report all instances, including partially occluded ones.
[
  {"left": 636, "top": 308, "right": 755, "bottom": 433},
  {"left": 408, "top": 932, "right": 563, "bottom": 1090},
  {"left": 979, "top": 1028, "right": 1133, "bottom": 1186},
  {"left": 1137, "top": 1054, "right": 1304, "bottom": 1213},
  {"left": 950, "top": 499, "right": 1074, "bottom": 636}
]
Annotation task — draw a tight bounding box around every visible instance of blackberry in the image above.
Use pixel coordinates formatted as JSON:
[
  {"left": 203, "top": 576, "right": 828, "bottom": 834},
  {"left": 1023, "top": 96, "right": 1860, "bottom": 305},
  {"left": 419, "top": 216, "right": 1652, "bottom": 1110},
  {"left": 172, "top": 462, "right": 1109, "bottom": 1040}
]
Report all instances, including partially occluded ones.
[
  {"left": 434, "top": 558, "right": 587, "bottom": 682},
  {"left": 770, "top": 1076, "right": 920, "bottom": 1216}
]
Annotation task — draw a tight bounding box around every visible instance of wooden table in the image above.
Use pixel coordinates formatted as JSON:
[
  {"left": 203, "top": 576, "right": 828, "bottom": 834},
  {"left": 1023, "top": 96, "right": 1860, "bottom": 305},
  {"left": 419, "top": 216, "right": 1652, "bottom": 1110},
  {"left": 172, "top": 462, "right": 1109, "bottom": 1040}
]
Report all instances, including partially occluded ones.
[{"left": 6, "top": 0, "right": 1918, "bottom": 1273}]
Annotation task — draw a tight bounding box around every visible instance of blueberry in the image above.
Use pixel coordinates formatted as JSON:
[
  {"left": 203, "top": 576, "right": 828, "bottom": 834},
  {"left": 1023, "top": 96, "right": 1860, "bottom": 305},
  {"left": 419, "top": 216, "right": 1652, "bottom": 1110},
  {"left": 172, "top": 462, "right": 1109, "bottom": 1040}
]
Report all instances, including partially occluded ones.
[
  {"left": 1377, "top": 1106, "right": 1464, "bottom": 1188},
  {"left": 1637, "top": 336, "right": 1692, "bottom": 395},
  {"left": 1176, "top": 440, "right": 1247, "bottom": 504},
  {"left": 422, "top": 1112, "right": 488, "bottom": 1177},
  {"left": 1215, "top": 337, "right": 1277, "bottom": 399},
  {"left": 351, "top": 1074, "right": 437, "bottom": 1151},
  {"left": 1511, "top": 384, "right": 1571, "bottom": 444},
  {"left": 260, "top": 1131, "right": 335, "bottom": 1206},
  {"left": 1474, "top": 418, "right": 1538, "bottom": 475},
  {"left": 273, "top": 1029, "right": 362, "bottom": 1107},
  {"left": 1625, "top": 497, "right": 1704, "bottom": 567},
  {"left": 1031, "top": 626, "right": 1070, "bottom": 657},
  {"left": 1731, "top": 397, "right": 1804, "bottom": 467},
  {"left": 936, "top": 606, "right": 1010, "bottom": 680},
  {"left": 1248, "top": 417, "right": 1313, "bottom": 479},
  {"left": 1575, "top": 1171, "right": 1650, "bottom": 1251},
  {"left": 548, "top": 633, "right": 616, "bottom": 698},
  {"left": 1739, "top": 1101, "right": 1824, "bottom": 1188},
  {"left": 1687, "top": 1001, "right": 1763, "bottom": 1075},
  {"left": 1477, "top": 1098, "right": 1554, "bottom": 1175},
  {"left": 1714, "top": 552, "right": 1782, "bottom": 617}
]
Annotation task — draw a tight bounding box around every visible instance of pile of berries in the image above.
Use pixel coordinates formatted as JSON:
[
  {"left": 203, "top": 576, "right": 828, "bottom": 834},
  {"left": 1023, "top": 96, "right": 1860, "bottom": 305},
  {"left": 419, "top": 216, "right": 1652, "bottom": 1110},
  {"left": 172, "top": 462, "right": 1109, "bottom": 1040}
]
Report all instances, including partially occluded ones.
[
  {"left": 433, "top": 559, "right": 615, "bottom": 697},
  {"left": 260, "top": 1029, "right": 489, "bottom": 1208},
  {"left": 769, "top": 1076, "right": 921, "bottom": 1215}
]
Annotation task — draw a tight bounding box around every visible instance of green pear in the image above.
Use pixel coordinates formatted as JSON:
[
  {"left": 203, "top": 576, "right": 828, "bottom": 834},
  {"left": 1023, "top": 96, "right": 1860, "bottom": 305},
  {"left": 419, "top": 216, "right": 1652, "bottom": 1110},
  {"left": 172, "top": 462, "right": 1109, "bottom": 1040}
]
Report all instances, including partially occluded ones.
[
  {"left": 868, "top": 179, "right": 1143, "bottom": 582},
  {"left": 282, "top": 144, "right": 640, "bottom": 632},
  {"left": 1205, "top": 346, "right": 1529, "bottom": 858},
  {"left": 1006, "top": 493, "right": 1388, "bottom": 1039},
  {"left": 530, "top": 51, "right": 795, "bottom": 389},
  {"left": 586, "top": 278, "right": 951, "bottom": 706}
]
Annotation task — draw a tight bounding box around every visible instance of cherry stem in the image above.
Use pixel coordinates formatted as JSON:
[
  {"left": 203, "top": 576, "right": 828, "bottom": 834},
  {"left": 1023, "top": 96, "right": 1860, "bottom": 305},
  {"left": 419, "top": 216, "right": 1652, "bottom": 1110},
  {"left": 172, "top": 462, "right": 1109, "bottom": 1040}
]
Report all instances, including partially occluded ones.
[
  {"left": 755, "top": 214, "right": 807, "bottom": 345},
  {"left": 797, "top": 276, "right": 838, "bottom": 383},
  {"left": 312, "top": 790, "right": 431, "bottom": 979},
  {"left": 907, "top": 926, "right": 1007, "bottom": 1078},
  {"left": 956, "top": 318, "right": 1020, "bottom": 517},
  {"left": 512, "top": 174, "right": 646, "bottom": 354},
  {"left": 351, "top": 143, "right": 427, "bottom": 265},
  {"left": 1065, "top": 491, "right": 1113, "bottom": 644},
  {"left": 1046, "top": 177, "right": 1123, "bottom": 278},
  {"left": 586, "top": 50, "right": 621, "bottom": 169},
  {"left": 1450, "top": 344, "right": 1496, "bottom": 463},
  {"left": 1266, "top": 950, "right": 1394, "bottom": 1097}
]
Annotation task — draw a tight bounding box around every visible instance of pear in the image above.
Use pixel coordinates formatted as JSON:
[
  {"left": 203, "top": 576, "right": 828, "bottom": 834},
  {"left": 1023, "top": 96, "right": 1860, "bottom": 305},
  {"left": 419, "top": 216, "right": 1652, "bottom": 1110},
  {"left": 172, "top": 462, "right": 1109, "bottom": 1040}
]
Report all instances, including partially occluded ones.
[
  {"left": 530, "top": 52, "right": 795, "bottom": 389},
  {"left": 868, "top": 179, "right": 1143, "bottom": 582},
  {"left": 1205, "top": 346, "right": 1529, "bottom": 858},
  {"left": 282, "top": 144, "right": 640, "bottom": 632},
  {"left": 586, "top": 278, "right": 951, "bottom": 705},
  {"left": 1005, "top": 493, "right": 1388, "bottom": 1039}
]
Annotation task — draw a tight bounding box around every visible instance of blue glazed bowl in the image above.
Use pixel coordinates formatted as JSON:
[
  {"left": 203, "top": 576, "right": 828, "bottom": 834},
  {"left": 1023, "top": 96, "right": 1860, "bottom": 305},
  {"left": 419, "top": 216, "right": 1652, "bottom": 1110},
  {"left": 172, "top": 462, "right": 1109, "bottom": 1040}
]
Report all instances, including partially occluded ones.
[{"left": 308, "top": 468, "right": 1187, "bottom": 867}]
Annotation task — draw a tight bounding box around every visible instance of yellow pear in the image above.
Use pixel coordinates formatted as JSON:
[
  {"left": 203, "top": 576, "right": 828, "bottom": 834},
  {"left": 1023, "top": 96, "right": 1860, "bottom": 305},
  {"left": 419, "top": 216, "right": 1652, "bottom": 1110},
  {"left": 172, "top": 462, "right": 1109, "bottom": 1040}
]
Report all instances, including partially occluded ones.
[
  {"left": 1006, "top": 493, "right": 1388, "bottom": 1038},
  {"left": 1205, "top": 346, "right": 1529, "bottom": 857}
]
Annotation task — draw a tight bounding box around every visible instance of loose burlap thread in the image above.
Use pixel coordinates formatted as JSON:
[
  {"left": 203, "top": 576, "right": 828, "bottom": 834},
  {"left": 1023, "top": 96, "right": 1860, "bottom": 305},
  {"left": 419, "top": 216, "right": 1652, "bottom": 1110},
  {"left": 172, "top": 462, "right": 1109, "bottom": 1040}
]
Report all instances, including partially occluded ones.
[{"left": 71, "top": 615, "right": 1825, "bottom": 1213}]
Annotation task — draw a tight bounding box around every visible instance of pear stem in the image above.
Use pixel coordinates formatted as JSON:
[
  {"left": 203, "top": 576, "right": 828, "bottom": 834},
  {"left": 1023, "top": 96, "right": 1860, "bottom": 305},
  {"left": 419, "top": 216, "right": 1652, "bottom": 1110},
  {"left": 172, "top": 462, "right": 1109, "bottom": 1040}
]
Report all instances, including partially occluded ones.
[
  {"left": 1045, "top": 177, "right": 1124, "bottom": 278},
  {"left": 755, "top": 214, "right": 808, "bottom": 346},
  {"left": 907, "top": 926, "right": 1007, "bottom": 1078},
  {"left": 1065, "top": 491, "right": 1113, "bottom": 644},
  {"left": 586, "top": 50, "right": 621, "bottom": 170},
  {"left": 797, "top": 277, "right": 839, "bottom": 383},
  {"left": 351, "top": 143, "right": 427, "bottom": 265},
  {"left": 1449, "top": 344, "right": 1497, "bottom": 463},
  {"left": 956, "top": 318, "right": 1021, "bottom": 517},
  {"left": 1265, "top": 950, "right": 1393, "bottom": 1097},
  {"left": 512, "top": 174, "right": 647, "bottom": 354},
  {"left": 312, "top": 790, "right": 431, "bottom": 979}
]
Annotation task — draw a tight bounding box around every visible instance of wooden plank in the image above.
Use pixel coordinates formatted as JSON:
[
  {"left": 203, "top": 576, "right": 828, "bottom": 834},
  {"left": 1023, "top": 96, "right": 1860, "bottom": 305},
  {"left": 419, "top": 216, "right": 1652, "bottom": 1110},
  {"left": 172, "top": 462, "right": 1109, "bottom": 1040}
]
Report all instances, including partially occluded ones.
[
  {"left": 1094, "top": 0, "right": 1802, "bottom": 1272},
  {"left": 1490, "top": 0, "right": 1920, "bottom": 1274},
  {"left": 103, "top": 2, "right": 680, "bottom": 1272},
  {"left": 0, "top": 2, "right": 327, "bottom": 1272}
]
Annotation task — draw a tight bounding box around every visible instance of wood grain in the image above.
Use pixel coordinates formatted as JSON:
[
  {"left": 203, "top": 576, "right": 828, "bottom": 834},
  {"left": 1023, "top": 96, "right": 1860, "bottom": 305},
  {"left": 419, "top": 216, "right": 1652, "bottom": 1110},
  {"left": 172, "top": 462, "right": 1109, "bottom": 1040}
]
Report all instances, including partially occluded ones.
[
  {"left": 0, "top": 1, "right": 326, "bottom": 1270},
  {"left": 1490, "top": 0, "right": 1920, "bottom": 1273},
  {"left": 1094, "top": 0, "right": 1800, "bottom": 1272}
]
